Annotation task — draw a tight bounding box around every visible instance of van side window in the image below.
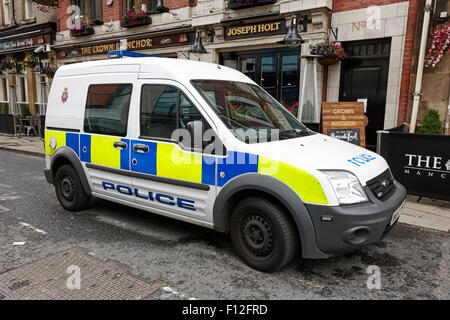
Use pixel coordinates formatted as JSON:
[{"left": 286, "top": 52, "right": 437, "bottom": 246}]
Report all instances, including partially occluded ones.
[
  {"left": 84, "top": 84, "right": 132, "bottom": 137},
  {"left": 140, "top": 85, "right": 178, "bottom": 139},
  {"left": 140, "top": 84, "right": 206, "bottom": 139}
]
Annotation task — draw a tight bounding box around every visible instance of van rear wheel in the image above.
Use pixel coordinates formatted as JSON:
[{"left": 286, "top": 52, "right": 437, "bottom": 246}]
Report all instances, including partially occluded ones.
[
  {"left": 54, "top": 164, "right": 89, "bottom": 211},
  {"left": 230, "top": 197, "right": 297, "bottom": 272}
]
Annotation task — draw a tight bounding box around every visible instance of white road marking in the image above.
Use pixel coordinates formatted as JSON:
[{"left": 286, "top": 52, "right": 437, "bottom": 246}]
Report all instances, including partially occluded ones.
[
  {"left": 13, "top": 242, "right": 26, "bottom": 246},
  {"left": 0, "top": 192, "right": 22, "bottom": 201},
  {"left": 0, "top": 183, "right": 11, "bottom": 188},
  {"left": 0, "top": 204, "right": 9, "bottom": 212},
  {"left": 161, "top": 286, "right": 195, "bottom": 300},
  {"left": 19, "top": 222, "right": 48, "bottom": 235}
]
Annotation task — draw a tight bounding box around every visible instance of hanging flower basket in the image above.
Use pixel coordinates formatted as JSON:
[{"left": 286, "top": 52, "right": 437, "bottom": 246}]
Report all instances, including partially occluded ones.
[
  {"left": 24, "top": 55, "right": 39, "bottom": 69},
  {"left": 0, "top": 59, "right": 7, "bottom": 73},
  {"left": 41, "top": 65, "right": 57, "bottom": 78},
  {"left": 70, "top": 24, "right": 95, "bottom": 37},
  {"left": 121, "top": 10, "right": 152, "bottom": 28},
  {"left": 228, "top": 0, "right": 276, "bottom": 10},
  {"left": 30, "top": 0, "right": 59, "bottom": 6},
  {"left": 311, "top": 41, "right": 347, "bottom": 65},
  {"left": 424, "top": 22, "right": 450, "bottom": 68},
  {"left": 3, "top": 57, "right": 16, "bottom": 70},
  {"left": 317, "top": 56, "right": 339, "bottom": 66}
]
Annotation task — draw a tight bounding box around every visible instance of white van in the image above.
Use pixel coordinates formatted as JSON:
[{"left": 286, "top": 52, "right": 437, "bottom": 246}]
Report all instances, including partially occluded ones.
[{"left": 44, "top": 52, "right": 406, "bottom": 272}]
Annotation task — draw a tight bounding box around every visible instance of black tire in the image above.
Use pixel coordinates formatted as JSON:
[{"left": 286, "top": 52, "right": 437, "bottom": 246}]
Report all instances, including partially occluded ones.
[
  {"left": 230, "top": 197, "right": 298, "bottom": 272},
  {"left": 54, "top": 164, "right": 90, "bottom": 211}
]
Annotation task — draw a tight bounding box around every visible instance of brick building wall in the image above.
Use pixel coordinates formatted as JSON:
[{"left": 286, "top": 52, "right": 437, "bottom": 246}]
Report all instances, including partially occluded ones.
[
  {"left": 334, "top": 0, "right": 414, "bottom": 12},
  {"left": 56, "top": 0, "right": 197, "bottom": 32}
]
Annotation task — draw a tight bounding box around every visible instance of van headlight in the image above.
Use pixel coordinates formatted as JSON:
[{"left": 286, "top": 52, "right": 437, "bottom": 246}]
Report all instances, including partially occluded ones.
[{"left": 320, "top": 170, "right": 368, "bottom": 205}]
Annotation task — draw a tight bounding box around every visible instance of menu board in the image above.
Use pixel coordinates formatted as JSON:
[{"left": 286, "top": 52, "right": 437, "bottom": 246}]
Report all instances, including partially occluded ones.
[{"left": 321, "top": 102, "right": 366, "bottom": 147}]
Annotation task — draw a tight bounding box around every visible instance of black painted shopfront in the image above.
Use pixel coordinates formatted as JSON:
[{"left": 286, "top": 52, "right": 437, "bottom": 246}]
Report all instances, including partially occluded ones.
[{"left": 220, "top": 47, "right": 300, "bottom": 111}]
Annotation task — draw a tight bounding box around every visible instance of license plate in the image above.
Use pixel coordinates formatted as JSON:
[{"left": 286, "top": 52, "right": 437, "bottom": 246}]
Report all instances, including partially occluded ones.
[{"left": 390, "top": 200, "right": 405, "bottom": 226}]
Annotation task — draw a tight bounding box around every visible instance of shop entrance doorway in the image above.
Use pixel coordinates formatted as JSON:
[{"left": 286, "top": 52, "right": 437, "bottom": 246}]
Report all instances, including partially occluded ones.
[
  {"left": 340, "top": 39, "right": 391, "bottom": 150},
  {"left": 220, "top": 47, "right": 300, "bottom": 111}
]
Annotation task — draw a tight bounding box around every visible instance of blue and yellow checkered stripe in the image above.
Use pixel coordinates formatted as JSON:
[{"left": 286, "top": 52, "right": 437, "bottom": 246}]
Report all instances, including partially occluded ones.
[{"left": 45, "top": 131, "right": 328, "bottom": 204}]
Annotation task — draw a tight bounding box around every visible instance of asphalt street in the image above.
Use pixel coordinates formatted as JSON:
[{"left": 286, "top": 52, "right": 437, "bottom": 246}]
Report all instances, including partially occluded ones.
[{"left": 0, "top": 150, "right": 448, "bottom": 299}]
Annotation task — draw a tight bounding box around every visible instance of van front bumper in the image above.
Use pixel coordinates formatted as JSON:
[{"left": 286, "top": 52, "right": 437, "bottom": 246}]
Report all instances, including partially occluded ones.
[{"left": 305, "top": 181, "right": 407, "bottom": 254}]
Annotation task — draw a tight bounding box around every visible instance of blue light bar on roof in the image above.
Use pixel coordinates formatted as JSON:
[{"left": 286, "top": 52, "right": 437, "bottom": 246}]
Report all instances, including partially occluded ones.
[{"left": 107, "top": 50, "right": 162, "bottom": 58}]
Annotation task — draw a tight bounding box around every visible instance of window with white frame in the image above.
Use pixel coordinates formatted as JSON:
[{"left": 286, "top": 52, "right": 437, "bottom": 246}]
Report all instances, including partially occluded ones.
[
  {"left": 1, "top": 77, "right": 8, "bottom": 102},
  {"left": 25, "top": 0, "right": 35, "bottom": 20},
  {"left": 3, "top": 0, "right": 11, "bottom": 25}
]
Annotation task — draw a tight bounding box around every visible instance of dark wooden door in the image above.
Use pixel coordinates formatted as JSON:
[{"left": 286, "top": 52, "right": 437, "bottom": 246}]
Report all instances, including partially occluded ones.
[{"left": 340, "top": 39, "right": 391, "bottom": 150}]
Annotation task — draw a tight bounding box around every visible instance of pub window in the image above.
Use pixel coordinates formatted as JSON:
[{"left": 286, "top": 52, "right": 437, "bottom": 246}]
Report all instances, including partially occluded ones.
[
  {"left": 3, "top": 0, "right": 11, "bottom": 25},
  {"left": 72, "top": 0, "right": 102, "bottom": 23},
  {"left": 1, "top": 77, "right": 8, "bottom": 102},
  {"left": 19, "top": 77, "right": 27, "bottom": 102},
  {"left": 122, "top": 0, "right": 135, "bottom": 13},
  {"left": 25, "top": 0, "right": 35, "bottom": 20},
  {"left": 146, "top": 0, "right": 158, "bottom": 12},
  {"left": 84, "top": 84, "right": 132, "bottom": 137}
]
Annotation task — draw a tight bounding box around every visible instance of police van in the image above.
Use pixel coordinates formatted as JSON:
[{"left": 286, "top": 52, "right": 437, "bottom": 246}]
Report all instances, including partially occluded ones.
[{"left": 44, "top": 51, "right": 406, "bottom": 272}]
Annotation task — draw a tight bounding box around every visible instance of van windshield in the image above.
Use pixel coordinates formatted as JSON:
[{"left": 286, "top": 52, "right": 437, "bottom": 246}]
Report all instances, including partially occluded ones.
[{"left": 191, "top": 80, "right": 312, "bottom": 143}]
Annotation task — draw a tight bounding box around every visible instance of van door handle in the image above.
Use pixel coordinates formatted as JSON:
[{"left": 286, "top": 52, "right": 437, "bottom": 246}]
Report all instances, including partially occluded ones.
[
  {"left": 113, "top": 141, "right": 127, "bottom": 150},
  {"left": 133, "top": 144, "right": 149, "bottom": 153}
]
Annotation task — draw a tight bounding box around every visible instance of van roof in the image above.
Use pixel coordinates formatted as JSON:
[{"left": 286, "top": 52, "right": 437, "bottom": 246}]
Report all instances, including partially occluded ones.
[{"left": 55, "top": 57, "right": 253, "bottom": 84}]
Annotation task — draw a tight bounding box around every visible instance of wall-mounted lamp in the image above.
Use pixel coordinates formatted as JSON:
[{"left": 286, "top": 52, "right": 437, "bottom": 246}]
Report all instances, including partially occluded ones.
[
  {"left": 278, "top": 14, "right": 311, "bottom": 47},
  {"left": 277, "top": 14, "right": 303, "bottom": 46},
  {"left": 189, "top": 29, "right": 208, "bottom": 54}
]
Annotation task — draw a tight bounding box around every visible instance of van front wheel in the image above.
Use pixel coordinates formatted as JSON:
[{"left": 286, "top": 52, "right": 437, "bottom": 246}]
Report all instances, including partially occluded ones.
[
  {"left": 230, "top": 197, "right": 297, "bottom": 272},
  {"left": 54, "top": 164, "right": 89, "bottom": 211}
]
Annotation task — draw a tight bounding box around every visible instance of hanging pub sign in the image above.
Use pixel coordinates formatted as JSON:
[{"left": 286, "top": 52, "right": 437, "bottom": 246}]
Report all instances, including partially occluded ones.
[
  {"left": 0, "top": 34, "right": 50, "bottom": 53},
  {"left": 57, "top": 32, "right": 194, "bottom": 58},
  {"left": 224, "top": 20, "right": 286, "bottom": 40},
  {"left": 321, "top": 102, "right": 366, "bottom": 147}
]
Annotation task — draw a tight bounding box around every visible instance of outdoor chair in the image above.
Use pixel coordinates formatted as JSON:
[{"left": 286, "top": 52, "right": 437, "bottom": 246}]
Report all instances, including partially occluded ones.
[{"left": 25, "top": 116, "right": 38, "bottom": 136}]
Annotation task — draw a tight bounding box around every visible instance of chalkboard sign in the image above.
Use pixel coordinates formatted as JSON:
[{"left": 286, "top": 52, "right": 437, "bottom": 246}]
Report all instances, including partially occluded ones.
[
  {"left": 321, "top": 102, "right": 366, "bottom": 147},
  {"left": 327, "top": 128, "right": 361, "bottom": 146}
]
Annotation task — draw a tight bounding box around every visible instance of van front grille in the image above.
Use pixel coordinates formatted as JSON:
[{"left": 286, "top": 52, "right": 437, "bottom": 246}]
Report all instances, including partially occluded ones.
[{"left": 366, "top": 169, "right": 395, "bottom": 201}]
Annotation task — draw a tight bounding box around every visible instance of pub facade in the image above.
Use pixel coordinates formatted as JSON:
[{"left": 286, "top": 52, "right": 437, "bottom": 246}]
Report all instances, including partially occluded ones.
[
  {"left": 0, "top": 0, "right": 56, "bottom": 125},
  {"left": 52, "top": 0, "right": 436, "bottom": 149},
  {"left": 54, "top": 0, "right": 331, "bottom": 120}
]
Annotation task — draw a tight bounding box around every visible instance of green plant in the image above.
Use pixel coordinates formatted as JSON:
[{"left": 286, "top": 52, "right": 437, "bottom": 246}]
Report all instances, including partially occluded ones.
[
  {"left": 310, "top": 41, "right": 348, "bottom": 60},
  {"left": 1, "top": 103, "right": 9, "bottom": 114},
  {"left": 24, "top": 55, "right": 39, "bottom": 69},
  {"left": 20, "top": 105, "right": 31, "bottom": 118},
  {"left": 417, "top": 109, "right": 442, "bottom": 134},
  {"left": 3, "top": 57, "right": 16, "bottom": 69}
]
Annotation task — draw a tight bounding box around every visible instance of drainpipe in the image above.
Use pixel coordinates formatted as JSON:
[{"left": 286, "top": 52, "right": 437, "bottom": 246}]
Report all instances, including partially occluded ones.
[
  {"left": 409, "top": 0, "right": 433, "bottom": 133},
  {"left": 445, "top": 89, "right": 450, "bottom": 135},
  {"left": 11, "top": 0, "right": 16, "bottom": 25}
]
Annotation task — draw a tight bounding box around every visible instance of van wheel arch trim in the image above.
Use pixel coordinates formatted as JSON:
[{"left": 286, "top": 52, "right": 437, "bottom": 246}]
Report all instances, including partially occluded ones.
[
  {"left": 213, "top": 173, "right": 330, "bottom": 259},
  {"left": 50, "top": 147, "right": 92, "bottom": 197}
]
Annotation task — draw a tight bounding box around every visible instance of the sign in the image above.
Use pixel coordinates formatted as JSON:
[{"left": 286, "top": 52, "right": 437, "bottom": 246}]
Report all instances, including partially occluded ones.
[
  {"left": 224, "top": 20, "right": 286, "bottom": 40},
  {"left": 119, "top": 39, "right": 127, "bottom": 51},
  {"left": 57, "top": 32, "right": 194, "bottom": 58},
  {"left": 327, "top": 128, "right": 361, "bottom": 146},
  {"left": 0, "top": 34, "right": 50, "bottom": 53},
  {"left": 322, "top": 102, "right": 366, "bottom": 147},
  {"left": 378, "top": 132, "right": 450, "bottom": 201}
]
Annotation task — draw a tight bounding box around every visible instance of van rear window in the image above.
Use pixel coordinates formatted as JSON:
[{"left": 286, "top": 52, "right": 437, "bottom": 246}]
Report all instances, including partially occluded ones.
[{"left": 84, "top": 84, "right": 132, "bottom": 137}]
